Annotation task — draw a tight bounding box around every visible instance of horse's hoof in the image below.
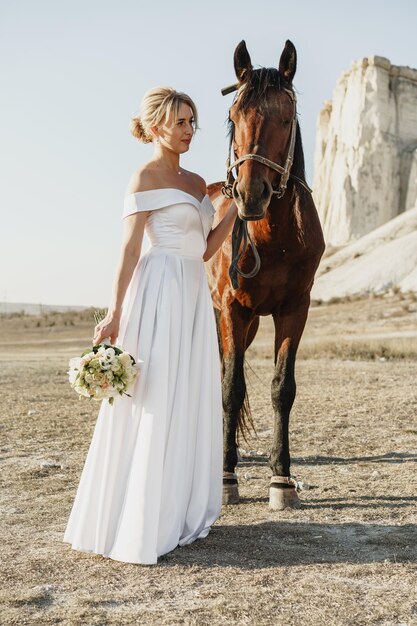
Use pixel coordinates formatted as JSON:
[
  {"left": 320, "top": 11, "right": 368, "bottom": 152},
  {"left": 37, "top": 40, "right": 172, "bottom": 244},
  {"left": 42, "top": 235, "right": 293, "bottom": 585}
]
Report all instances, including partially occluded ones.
[
  {"left": 269, "top": 476, "right": 301, "bottom": 510},
  {"left": 222, "top": 472, "right": 239, "bottom": 505}
]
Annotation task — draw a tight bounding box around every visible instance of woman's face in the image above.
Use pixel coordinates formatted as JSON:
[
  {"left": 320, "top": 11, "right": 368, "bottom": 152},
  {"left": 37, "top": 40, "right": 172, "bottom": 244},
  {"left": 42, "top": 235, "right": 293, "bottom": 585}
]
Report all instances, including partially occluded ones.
[{"left": 154, "top": 102, "right": 195, "bottom": 153}]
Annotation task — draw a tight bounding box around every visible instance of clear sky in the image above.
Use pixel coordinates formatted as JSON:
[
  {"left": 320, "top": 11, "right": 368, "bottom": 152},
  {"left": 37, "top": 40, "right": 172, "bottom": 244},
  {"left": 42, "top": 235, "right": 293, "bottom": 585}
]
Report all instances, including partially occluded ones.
[{"left": 1, "top": 0, "right": 416, "bottom": 307}]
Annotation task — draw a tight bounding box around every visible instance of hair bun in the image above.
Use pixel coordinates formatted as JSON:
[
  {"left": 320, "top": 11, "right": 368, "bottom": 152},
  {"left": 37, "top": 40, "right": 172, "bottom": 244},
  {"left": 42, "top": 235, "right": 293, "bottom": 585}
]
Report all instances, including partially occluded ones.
[{"left": 130, "top": 116, "right": 152, "bottom": 143}]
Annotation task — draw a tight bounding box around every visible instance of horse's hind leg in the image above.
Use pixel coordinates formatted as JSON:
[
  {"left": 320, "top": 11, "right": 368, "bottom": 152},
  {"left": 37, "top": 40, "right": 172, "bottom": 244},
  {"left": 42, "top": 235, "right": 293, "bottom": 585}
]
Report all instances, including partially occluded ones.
[
  {"left": 220, "top": 303, "right": 253, "bottom": 505},
  {"left": 269, "top": 297, "right": 310, "bottom": 510}
]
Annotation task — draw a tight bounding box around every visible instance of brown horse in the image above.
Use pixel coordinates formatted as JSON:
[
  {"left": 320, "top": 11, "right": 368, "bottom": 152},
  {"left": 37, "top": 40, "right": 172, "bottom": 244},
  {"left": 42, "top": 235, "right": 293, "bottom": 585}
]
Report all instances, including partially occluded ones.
[{"left": 206, "top": 39, "right": 325, "bottom": 510}]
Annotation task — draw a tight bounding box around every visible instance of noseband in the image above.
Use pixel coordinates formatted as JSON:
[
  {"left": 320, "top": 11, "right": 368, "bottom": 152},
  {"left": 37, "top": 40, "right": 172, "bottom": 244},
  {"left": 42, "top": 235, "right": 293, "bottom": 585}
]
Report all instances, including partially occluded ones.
[{"left": 220, "top": 82, "right": 312, "bottom": 289}]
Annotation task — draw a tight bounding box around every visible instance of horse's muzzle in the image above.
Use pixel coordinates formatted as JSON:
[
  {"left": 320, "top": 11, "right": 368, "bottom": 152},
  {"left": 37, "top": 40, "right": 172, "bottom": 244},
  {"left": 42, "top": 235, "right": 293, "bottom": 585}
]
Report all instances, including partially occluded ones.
[
  {"left": 238, "top": 211, "right": 265, "bottom": 221},
  {"left": 233, "top": 178, "right": 272, "bottom": 221}
]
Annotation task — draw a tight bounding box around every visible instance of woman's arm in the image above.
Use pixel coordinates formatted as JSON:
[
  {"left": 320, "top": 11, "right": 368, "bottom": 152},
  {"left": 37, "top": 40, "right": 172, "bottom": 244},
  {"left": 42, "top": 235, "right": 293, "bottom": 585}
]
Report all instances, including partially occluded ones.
[
  {"left": 93, "top": 211, "right": 148, "bottom": 345},
  {"left": 203, "top": 200, "right": 238, "bottom": 262},
  {"left": 107, "top": 212, "right": 148, "bottom": 319}
]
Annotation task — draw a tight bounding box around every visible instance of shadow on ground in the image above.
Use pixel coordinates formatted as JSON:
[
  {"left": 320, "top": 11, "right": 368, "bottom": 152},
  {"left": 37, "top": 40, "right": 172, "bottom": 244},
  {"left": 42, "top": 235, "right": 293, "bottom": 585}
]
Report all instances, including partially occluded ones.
[
  {"left": 239, "top": 451, "right": 417, "bottom": 467},
  {"left": 159, "top": 520, "right": 417, "bottom": 569}
]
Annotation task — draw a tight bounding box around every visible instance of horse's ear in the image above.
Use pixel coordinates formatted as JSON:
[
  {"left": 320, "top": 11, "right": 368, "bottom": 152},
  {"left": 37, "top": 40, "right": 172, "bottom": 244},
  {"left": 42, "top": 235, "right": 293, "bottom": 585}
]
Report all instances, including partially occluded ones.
[
  {"left": 234, "top": 40, "right": 253, "bottom": 82},
  {"left": 278, "top": 39, "right": 297, "bottom": 84}
]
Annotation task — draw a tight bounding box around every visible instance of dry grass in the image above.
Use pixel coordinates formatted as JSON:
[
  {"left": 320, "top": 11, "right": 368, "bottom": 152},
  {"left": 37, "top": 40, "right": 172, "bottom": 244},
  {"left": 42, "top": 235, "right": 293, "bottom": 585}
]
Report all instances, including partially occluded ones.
[
  {"left": 298, "top": 336, "right": 417, "bottom": 360},
  {"left": 1, "top": 293, "right": 416, "bottom": 625}
]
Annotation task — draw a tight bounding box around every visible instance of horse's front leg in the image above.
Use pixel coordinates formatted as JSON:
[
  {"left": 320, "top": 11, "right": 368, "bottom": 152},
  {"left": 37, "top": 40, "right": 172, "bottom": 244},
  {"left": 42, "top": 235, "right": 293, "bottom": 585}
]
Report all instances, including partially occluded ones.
[
  {"left": 220, "top": 301, "right": 253, "bottom": 505},
  {"left": 269, "top": 296, "right": 310, "bottom": 510}
]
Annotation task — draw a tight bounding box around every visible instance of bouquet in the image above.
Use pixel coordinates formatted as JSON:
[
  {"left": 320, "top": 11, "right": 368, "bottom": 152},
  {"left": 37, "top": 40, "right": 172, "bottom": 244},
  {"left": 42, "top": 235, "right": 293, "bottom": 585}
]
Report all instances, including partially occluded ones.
[{"left": 67, "top": 309, "right": 141, "bottom": 405}]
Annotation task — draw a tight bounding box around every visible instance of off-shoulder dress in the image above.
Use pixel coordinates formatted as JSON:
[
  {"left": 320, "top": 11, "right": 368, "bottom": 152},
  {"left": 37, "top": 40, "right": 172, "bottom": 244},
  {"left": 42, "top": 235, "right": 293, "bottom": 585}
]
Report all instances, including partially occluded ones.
[{"left": 63, "top": 188, "right": 222, "bottom": 565}]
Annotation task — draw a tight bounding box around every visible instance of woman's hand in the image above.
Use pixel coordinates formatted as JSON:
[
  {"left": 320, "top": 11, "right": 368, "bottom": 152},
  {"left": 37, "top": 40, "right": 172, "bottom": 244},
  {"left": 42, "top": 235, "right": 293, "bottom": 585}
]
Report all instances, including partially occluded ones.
[
  {"left": 93, "top": 313, "right": 121, "bottom": 346},
  {"left": 203, "top": 200, "right": 239, "bottom": 262}
]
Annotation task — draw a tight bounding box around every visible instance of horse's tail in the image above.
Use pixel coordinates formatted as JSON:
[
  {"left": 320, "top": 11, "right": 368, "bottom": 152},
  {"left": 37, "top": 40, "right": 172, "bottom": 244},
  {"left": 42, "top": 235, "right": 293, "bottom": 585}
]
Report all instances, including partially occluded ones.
[{"left": 236, "top": 357, "right": 257, "bottom": 446}]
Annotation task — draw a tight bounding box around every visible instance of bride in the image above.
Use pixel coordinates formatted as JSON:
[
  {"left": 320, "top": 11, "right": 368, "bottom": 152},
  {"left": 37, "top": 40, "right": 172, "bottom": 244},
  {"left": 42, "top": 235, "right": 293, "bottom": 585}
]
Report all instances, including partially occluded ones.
[{"left": 63, "top": 86, "right": 238, "bottom": 565}]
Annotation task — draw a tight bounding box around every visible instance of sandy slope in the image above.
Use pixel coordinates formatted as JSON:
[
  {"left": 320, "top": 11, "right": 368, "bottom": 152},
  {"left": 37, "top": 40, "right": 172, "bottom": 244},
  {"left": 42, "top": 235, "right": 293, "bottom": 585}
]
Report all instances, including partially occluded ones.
[{"left": 312, "top": 207, "right": 417, "bottom": 301}]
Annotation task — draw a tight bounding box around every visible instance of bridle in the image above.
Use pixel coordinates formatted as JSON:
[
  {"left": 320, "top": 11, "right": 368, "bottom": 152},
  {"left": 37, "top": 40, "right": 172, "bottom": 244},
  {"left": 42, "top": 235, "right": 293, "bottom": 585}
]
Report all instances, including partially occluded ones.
[{"left": 220, "top": 81, "right": 312, "bottom": 289}]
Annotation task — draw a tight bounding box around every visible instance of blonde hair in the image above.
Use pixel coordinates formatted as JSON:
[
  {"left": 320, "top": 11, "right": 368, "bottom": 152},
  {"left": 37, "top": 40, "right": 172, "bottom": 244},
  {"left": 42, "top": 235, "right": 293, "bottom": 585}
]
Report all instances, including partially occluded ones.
[{"left": 131, "top": 86, "right": 199, "bottom": 143}]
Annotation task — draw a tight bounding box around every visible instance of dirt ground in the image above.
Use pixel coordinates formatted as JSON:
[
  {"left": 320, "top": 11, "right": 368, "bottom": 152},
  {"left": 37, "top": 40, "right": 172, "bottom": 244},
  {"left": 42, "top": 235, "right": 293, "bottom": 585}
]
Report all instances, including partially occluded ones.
[{"left": 1, "top": 293, "right": 416, "bottom": 626}]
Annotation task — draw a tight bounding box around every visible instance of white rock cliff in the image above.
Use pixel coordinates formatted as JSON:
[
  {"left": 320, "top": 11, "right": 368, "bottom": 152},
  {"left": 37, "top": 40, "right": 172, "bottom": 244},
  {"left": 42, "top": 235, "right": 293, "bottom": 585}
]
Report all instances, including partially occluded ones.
[{"left": 313, "top": 56, "right": 417, "bottom": 246}]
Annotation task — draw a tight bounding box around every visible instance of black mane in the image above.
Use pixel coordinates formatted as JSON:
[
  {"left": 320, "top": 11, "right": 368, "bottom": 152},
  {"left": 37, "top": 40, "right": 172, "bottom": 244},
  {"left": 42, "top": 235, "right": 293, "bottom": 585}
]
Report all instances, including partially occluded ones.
[{"left": 226, "top": 67, "right": 307, "bottom": 186}]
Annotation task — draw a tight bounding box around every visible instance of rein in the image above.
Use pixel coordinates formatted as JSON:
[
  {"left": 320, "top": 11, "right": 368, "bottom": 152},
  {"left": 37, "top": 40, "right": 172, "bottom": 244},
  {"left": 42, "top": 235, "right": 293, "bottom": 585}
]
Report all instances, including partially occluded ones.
[
  {"left": 220, "top": 82, "right": 312, "bottom": 289},
  {"left": 228, "top": 217, "right": 261, "bottom": 289}
]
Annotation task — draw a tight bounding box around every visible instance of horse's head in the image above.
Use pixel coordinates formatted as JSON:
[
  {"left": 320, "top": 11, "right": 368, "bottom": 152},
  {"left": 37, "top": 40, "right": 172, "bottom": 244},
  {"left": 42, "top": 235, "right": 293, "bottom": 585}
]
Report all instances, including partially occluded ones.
[{"left": 226, "top": 40, "right": 298, "bottom": 221}]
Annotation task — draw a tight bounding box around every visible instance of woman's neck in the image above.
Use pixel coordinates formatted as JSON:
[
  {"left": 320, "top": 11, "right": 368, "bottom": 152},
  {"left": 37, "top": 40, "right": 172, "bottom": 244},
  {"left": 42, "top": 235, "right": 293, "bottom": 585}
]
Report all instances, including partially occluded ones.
[{"left": 150, "top": 145, "right": 180, "bottom": 172}]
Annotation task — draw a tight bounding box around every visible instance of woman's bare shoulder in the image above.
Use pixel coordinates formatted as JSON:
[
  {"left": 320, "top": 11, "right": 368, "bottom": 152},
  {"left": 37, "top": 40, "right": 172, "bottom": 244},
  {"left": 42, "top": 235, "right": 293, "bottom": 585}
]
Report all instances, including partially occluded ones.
[
  {"left": 126, "top": 167, "right": 207, "bottom": 197},
  {"left": 125, "top": 166, "right": 160, "bottom": 196},
  {"left": 182, "top": 170, "right": 207, "bottom": 195}
]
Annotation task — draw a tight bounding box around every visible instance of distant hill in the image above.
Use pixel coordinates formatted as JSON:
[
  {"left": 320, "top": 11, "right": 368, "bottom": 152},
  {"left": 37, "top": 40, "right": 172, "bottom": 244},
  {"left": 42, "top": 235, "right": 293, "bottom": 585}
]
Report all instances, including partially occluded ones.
[{"left": 0, "top": 301, "right": 91, "bottom": 315}]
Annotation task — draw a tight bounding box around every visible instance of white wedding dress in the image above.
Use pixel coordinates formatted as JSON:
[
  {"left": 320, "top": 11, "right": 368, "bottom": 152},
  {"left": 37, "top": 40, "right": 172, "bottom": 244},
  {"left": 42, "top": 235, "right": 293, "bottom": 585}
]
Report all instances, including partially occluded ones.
[{"left": 63, "top": 188, "right": 223, "bottom": 565}]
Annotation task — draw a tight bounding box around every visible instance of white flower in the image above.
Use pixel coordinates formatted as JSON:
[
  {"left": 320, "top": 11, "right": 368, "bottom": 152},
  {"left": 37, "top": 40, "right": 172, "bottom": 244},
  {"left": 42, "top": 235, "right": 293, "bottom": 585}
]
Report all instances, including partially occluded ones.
[
  {"left": 68, "top": 357, "right": 82, "bottom": 384},
  {"left": 75, "top": 385, "right": 90, "bottom": 398},
  {"left": 119, "top": 352, "right": 132, "bottom": 367},
  {"left": 68, "top": 371, "right": 78, "bottom": 384}
]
